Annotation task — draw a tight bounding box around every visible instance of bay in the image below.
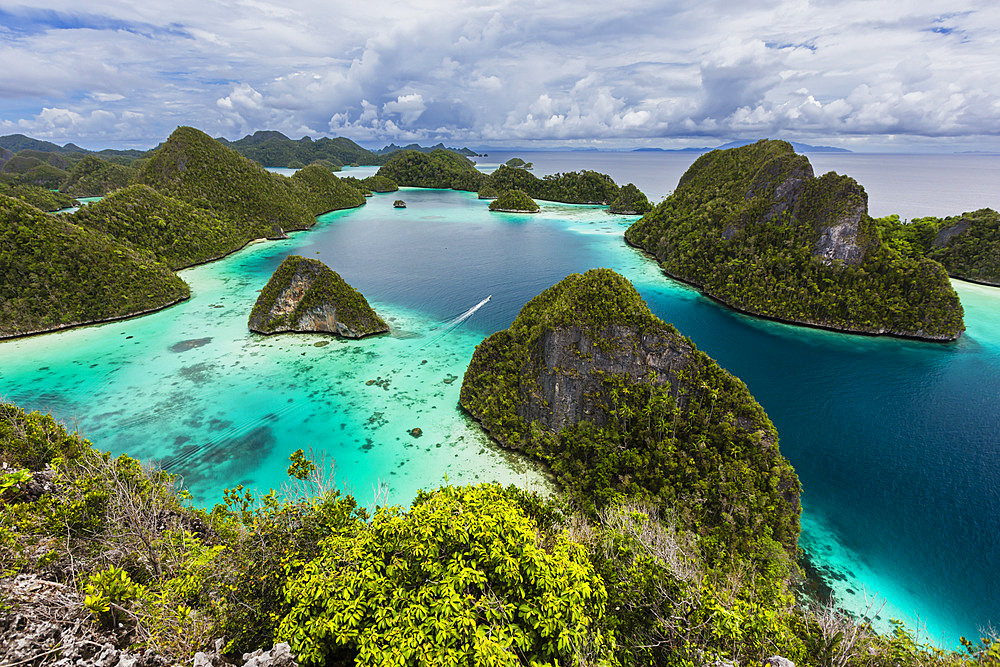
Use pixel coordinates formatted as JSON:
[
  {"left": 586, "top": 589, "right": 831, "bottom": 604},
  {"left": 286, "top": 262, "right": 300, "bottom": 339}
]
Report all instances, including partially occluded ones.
[{"left": 2, "top": 153, "right": 998, "bottom": 649}]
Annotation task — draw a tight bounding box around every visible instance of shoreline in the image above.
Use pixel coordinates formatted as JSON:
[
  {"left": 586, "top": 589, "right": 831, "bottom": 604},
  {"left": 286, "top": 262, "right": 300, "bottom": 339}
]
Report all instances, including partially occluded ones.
[
  {"left": 1, "top": 199, "right": 368, "bottom": 341},
  {"left": 622, "top": 237, "right": 962, "bottom": 344}
]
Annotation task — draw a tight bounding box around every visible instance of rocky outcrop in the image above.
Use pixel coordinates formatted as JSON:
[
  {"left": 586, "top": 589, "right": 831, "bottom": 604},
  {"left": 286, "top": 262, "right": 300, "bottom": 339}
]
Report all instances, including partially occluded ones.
[
  {"left": 248, "top": 255, "right": 388, "bottom": 338},
  {"left": 801, "top": 173, "right": 872, "bottom": 265},
  {"left": 460, "top": 268, "right": 801, "bottom": 551},
  {"left": 932, "top": 218, "right": 973, "bottom": 248}
]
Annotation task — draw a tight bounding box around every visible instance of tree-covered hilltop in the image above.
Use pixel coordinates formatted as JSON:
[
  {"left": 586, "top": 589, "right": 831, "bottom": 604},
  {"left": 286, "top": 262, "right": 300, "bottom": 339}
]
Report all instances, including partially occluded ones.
[
  {"left": 375, "top": 148, "right": 485, "bottom": 190},
  {"left": 216, "top": 130, "right": 380, "bottom": 168},
  {"left": 68, "top": 185, "right": 245, "bottom": 270},
  {"left": 877, "top": 208, "right": 1000, "bottom": 286},
  {"left": 0, "top": 181, "right": 76, "bottom": 212},
  {"left": 288, "top": 164, "right": 368, "bottom": 215},
  {"left": 609, "top": 182, "right": 653, "bottom": 214},
  {"left": 135, "top": 126, "right": 365, "bottom": 240},
  {"left": 488, "top": 188, "right": 540, "bottom": 212},
  {"left": 5, "top": 402, "right": 990, "bottom": 667},
  {"left": 625, "top": 140, "right": 965, "bottom": 341},
  {"left": 504, "top": 156, "right": 533, "bottom": 169},
  {"left": 248, "top": 255, "right": 388, "bottom": 338},
  {"left": 0, "top": 195, "right": 189, "bottom": 338},
  {"left": 60, "top": 155, "right": 134, "bottom": 197},
  {"left": 0, "top": 151, "right": 72, "bottom": 189},
  {"left": 480, "top": 165, "right": 623, "bottom": 204},
  {"left": 460, "top": 269, "right": 801, "bottom": 554}
]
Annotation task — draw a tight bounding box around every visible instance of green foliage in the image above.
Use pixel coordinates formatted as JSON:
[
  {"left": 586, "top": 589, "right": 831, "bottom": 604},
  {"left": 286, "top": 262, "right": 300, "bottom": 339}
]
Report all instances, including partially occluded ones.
[
  {"left": 217, "top": 130, "right": 378, "bottom": 168},
  {"left": 135, "top": 126, "right": 318, "bottom": 238},
  {"left": 609, "top": 183, "right": 652, "bottom": 215},
  {"left": 376, "top": 149, "right": 485, "bottom": 190},
  {"left": 505, "top": 157, "right": 533, "bottom": 169},
  {"left": 460, "top": 269, "right": 801, "bottom": 556},
  {"left": 287, "top": 449, "right": 316, "bottom": 481},
  {"left": 61, "top": 155, "right": 134, "bottom": 196},
  {"left": 878, "top": 209, "right": 1000, "bottom": 285},
  {"left": 0, "top": 403, "right": 91, "bottom": 470},
  {"left": 0, "top": 155, "right": 70, "bottom": 188},
  {"left": 84, "top": 564, "right": 146, "bottom": 628},
  {"left": 359, "top": 174, "right": 399, "bottom": 192},
  {"left": 289, "top": 164, "right": 367, "bottom": 215},
  {"left": 248, "top": 255, "right": 388, "bottom": 336},
  {"left": 0, "top": 195, "right": 189, "bottom": 338},
  {"left": 483, "top": 165, "right": 623, "bottom": 204},
  {"left": 625, "top": 140, "right": 964, "bottom": 340},
  {"left": 70, "top": 184, "right": 245, "bottom": 270},
  {"left": 0, "top": 181, "right": 76, "bottom": 211},
  {"left": 489, "top": 189, "right": 540, "bottom": 212},
  {"left": 277, "top": 484, "right": 613, "bottom": 666}
]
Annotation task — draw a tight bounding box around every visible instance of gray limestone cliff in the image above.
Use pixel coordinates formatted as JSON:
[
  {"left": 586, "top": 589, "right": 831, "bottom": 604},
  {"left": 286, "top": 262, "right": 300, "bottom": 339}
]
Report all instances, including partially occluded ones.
[{"left": 248, "top": 255, "right": 388, "bottom": 338}]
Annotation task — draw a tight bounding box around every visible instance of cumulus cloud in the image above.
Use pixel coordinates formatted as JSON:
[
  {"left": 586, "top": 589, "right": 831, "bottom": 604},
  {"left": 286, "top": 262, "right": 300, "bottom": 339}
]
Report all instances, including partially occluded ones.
[{"left": 1, "top": 0, "right": 1000, "bottom": 149}]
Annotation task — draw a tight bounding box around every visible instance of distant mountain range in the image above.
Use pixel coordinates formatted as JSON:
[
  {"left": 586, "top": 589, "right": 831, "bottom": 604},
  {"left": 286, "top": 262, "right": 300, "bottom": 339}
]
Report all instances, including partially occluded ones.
[
  {"left": 375, "top": 142, "right": 482, "bottom": 157},
  {"left": 634, "top": 140, "right": 851, "bottom": 154}
]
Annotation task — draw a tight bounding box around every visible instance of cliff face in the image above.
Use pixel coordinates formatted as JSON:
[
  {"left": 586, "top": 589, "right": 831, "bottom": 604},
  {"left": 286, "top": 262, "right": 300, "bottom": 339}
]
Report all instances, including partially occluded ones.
[
  {"left": 249, "top": 255, "right": 388, "bottom": 338},
  {"left": 460, "top": 269, "right": 800, "bottom": 552},
  {"left": 625, "top": 140, "right": 964, "bottom": 341}
]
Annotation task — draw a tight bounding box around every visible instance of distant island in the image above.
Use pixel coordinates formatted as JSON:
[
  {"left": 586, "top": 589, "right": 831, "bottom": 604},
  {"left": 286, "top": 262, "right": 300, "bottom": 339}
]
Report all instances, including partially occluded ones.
[
  {"left": 625, "top": 140, "right": 964, "bottom": 341},
  {"left": 634, "top": 140, "right": 852, "bottom": 153}
]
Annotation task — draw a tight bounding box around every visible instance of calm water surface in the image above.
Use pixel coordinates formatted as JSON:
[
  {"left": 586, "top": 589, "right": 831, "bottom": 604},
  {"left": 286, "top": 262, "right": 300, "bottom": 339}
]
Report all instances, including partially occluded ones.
[{"left": 2, "top": 153, "right": 998, "bottom": 647}]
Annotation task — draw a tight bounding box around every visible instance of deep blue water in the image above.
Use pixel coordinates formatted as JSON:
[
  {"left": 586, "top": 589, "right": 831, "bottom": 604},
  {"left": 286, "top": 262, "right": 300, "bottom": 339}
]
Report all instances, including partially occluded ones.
[{"left": 2, "top": 154, "right": 999, "bottom": 647}]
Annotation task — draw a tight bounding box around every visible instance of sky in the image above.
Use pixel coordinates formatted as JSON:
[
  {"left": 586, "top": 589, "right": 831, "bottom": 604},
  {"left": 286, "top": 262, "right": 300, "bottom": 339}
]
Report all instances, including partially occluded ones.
[{"left": 1, "top": 0, "right": 999, "bottom": 152}]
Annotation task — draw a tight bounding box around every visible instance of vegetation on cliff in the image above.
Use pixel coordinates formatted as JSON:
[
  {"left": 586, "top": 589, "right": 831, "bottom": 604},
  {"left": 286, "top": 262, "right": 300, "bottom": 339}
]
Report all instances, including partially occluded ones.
[
  {"left": 136, "top": 126, "right": 318, "bottom": 237},
  {"left": 625, "top": 140, "right": 965, "bottom": 340},
  {"left": 609, "top": 183, "right": 653, "bottom": 214},
  {"left": 460, "top": 269, "right": 800, "bottom": 553},
  {"left": 0, "top": 195, "right": 189, "bottom": 338},
  {"left": 60, "top": 156, "right": 134, "bottom": 197},
  {"left": 877, "top": 208, "right": 1000, "bottom": 285},
  {"left": 375, "top": 149, "right": 484, "bottom": 190},
  {"left": 488, "top": 189, "right": 540, "bottom": 212},
  {"left": 69, "top": 185, "right": 245, "bottom": 270},
  {"left": 248, "top": 255, "right": 388, "bottom": 337},
  {"left": 288, "top": 165, "right": 367, "bottom": 215},
  {"left": 135, "top": 127, "right": 365, "bottom": 244},
  {"left": 0, "top": 181, "right": 76, "bottom": 211},
  {"left": 5, "top": 398, "right": 992, "bottom": 666}
]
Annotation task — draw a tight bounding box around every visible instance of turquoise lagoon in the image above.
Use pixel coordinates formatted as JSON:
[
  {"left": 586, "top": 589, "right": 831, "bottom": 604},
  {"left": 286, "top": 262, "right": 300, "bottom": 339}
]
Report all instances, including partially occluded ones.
[{"left": 2, "top": 178, "right": 998, "bottom": 648}]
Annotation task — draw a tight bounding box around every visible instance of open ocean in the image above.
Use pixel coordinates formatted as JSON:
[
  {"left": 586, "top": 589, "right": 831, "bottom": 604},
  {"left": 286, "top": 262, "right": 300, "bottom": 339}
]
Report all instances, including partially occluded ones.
[{"left": 1, "top": 150, "right": 997, "bottom": 647}]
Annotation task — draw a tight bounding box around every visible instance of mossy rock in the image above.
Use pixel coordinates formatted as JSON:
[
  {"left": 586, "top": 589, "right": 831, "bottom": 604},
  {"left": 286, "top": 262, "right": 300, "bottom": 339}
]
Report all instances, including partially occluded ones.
[
  {"left": 489, "top": 189, "right": 539, "bottom": 213},
  {"left": 625, "top": 140, "right": 964, "bottom": 340},
  {"left": 0, "top": 195, "right": 189, "bottom": 338},
  {"left": 249, "top": 255, "right": 388, "bottom": 338},
  {"left": 459, "top": 268, "right": 801, "bottom": 553}
]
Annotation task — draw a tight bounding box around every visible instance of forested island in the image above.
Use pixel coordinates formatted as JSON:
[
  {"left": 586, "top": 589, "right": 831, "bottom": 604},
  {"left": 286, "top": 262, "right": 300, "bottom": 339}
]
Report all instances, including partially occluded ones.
[
  {"left": 374, "top": 149, "right": 653, "bottom": 209},
  {"left": 877, "top": 208, "right": 1000, "bottom": 285},
  {"left": 0, "top": 127, "right": 368, "bottom": 339},
  {"left": 488, "top": 189, "right": 539, "bottom": 212},
  {"left": 625, "top": 140, "right": 965, "bottom": 341}
]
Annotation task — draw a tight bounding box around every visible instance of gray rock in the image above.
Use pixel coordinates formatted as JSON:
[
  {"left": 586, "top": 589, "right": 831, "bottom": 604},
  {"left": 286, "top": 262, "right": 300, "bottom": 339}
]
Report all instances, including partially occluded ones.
[
  {"left": 764, "top": 656, "right": 795, "bottom": 667},
  {"left": 242, "top": 643, "right": 296, "bottom": 667}
]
